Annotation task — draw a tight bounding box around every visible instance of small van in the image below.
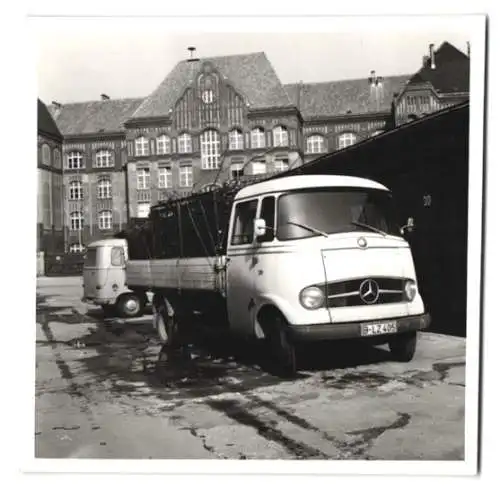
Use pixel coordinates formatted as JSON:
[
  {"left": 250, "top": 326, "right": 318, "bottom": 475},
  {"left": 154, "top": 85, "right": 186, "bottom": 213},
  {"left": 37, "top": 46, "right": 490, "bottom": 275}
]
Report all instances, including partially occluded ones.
[{"left": 82, "top": 238, "right": 148, "bottom": 318}]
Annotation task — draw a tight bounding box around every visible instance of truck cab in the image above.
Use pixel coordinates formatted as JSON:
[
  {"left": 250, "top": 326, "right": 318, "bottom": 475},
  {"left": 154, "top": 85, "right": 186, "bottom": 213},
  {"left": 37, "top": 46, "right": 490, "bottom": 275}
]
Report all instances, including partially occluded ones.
[{"left": 83, "top": 238, "right": 148, "bottom": 318}]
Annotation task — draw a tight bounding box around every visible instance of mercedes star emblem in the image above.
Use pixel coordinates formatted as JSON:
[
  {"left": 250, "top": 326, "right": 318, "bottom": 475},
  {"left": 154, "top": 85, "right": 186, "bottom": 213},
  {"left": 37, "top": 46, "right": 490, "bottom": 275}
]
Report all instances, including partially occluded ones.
[
  {"left": 357, "top": 236, "right": 368, "bottom": 248},
  {"left": 359, "top": 279, "right": 380, "bottom": 304}
]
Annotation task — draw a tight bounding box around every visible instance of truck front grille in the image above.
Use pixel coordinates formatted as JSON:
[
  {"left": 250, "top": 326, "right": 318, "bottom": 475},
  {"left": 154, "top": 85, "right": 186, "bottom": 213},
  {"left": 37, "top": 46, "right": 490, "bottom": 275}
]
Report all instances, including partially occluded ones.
[{"left": 326, "top": 277, "right": 405, "bottom": 308}]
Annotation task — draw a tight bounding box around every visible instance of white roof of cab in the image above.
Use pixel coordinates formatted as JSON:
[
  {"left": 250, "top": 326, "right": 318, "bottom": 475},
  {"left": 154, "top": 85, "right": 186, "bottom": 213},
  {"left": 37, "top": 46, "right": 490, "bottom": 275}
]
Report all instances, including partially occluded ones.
[
  {"left": 87, "top": 238, "right": 127, "bottom": 248},
  {"left": 235, "top": 174, "right": 388, "bottom": 201}
]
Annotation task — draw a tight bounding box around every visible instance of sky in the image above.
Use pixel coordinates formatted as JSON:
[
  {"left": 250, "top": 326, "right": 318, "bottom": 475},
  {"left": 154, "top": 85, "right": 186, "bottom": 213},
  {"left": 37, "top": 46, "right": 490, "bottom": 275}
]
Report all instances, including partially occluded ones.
[{"left": 30, "top": 17, "right": 472, "bottom": 105}]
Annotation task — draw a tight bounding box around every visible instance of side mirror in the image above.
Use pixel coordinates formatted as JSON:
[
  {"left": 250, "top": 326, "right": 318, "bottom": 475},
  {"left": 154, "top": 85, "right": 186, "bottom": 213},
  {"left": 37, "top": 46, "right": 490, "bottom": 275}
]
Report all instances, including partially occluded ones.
[
  {"left": 400, "top": 217, "right": 415, "bottom": 235},
  {"left": 254, "top": 218, "right": 267, "bottom": 238}
]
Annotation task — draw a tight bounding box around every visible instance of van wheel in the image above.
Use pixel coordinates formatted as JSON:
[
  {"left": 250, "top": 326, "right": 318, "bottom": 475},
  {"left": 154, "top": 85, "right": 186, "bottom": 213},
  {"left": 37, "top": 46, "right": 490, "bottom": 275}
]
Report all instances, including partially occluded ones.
[
  {"left": 116, "top": 293, "right": 143, "bottom": 318},
  {"left": 267, "top": 313, "right": 297, "bottom": 377},
  {"left": 153, "top": 296, "right": 182, "bottom": 349},
  {"left": 389, "top": 332, "right": 417, "bottom": 362}
]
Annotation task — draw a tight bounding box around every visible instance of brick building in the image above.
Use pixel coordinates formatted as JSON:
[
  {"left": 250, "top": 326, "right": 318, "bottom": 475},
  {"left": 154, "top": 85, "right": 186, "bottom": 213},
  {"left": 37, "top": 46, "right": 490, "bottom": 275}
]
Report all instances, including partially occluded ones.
[
  {"left": 37, "top": 99, "right": 64, "bottom": 255},
  {"left": 46, "top": 41, "right": 469, "bottom": 251}
]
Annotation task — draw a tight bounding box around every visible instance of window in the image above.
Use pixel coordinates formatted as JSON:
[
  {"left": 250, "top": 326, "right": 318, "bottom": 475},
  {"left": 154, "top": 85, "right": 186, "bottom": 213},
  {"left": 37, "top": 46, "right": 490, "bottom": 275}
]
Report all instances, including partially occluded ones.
[
  {"left": 338, "top": 132, "right": 357, "bottom": 149},
  {"left": 97, "top": 178, "right": 112, "bottom": 199},
  {"left": 231, "top": 199, "right": 258, "bottom": 245},
  {"left": 70, "top": 212, "right": 83, "bottom": 231},
  {"left": 42, "top": 144, "right": 51, "bottom": 166},
  {"left": 179, "top": 165, "right": 193, "bottom": 188},
  {"left": 156, "top": 135, "right": 171, "bottom": 155},
  {"left": 252, "top": 161, "right": 267, "bottom": 175},
  {"left": 137, "top": 168, "right": 150, "bottom": 189},
  {"left": 53, "top": 149, "right": 61, "bottom": 169},
  {"left": 202, "top": 89, "right": 214, "bottom": 104},
  {"left": 273, "top": 126, "right": 289, "bottom": 147},
  {"left": 135, "top": 136, "right": 149, "bottom": 157},
  {"left": 251, "top": 128, "right": 265, "bottom": 149},
  {"left": 274, "top": 159, "right": 289, "bottom": 173},
  {"left": 201, "top": 130, "right": 220, "bottom": 170},
  {"left": 66, "top": 151, "right": 83, "bottom": 170},
  {"left": 137, "top": 202, "right": 150, "bottom": 218},
  {"left": 158, "top": 167, "right": 172, "bottom": 188},
  {"left": 69, "top": 181, "right": 83, "bottom": 200},
  {"left": 178, "top": 133, "right": 192, "bottom": 154},
  {"left": 257, "top": 196, "right": 276, "bottom": 243},
  {"left": 98, "top": 210, "right": 113, "bottom": 230},
  {"left": 229, "top": 129, "right": 244, "bottom": 150},
  {"left": 69, "top": 243, "right": 85, "bottom": 254},
  {"left": 95, "top": 150, "right": 113, "bottom": 168},
  {"left": 111, "top": 246, "right": 125, "bottom": 266},
  {"left": 230, "top": 163, "right": 244, "bottom": 180},
  {"left": 306, "top": 135, "right": 325, "bottom": 154}
]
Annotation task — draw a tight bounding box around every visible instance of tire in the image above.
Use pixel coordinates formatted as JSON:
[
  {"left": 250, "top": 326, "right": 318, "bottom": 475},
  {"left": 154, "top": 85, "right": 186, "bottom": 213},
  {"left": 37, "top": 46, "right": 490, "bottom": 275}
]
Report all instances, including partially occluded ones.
[
  {"left": 116, "top": 293, "right": 143, "bottom": 318},
  {"left": 267, "top": 313, "right": 297, "bottom": 377},
  {"left": 153, "top": 296, "right": 182, "bottom": 349},
  {"left": 388, "top": 331, "right": 417, "bottom": 362}
]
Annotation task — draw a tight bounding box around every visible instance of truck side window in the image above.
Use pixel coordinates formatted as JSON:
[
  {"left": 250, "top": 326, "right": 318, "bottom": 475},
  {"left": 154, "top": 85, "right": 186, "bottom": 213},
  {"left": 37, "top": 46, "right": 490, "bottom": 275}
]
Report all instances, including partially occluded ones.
[
  {"left": 111, "top": 246, "right": 125, "bottom": 267},
  {"left": 257, "top": 196, "right": 275, "bottom": 243},
  {"left": 231, "top": 199, "right": 258, "bottom": 245}
]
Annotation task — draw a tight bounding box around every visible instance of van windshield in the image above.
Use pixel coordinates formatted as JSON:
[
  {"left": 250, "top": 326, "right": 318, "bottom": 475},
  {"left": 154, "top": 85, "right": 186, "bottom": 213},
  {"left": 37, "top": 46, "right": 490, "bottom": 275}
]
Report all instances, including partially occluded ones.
[{"left": 277, "top": 187, "right": 400, "bottom": 241}]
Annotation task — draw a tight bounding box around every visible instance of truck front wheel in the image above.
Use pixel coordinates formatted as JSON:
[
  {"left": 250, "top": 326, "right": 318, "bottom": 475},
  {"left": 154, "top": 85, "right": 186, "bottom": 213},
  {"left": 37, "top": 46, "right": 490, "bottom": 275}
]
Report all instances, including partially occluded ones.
[
  {"left": 266, "top": 313, "right": 297, "bottom": 377},
  {"left": 388, "top": 331, "right": 417, "bottom": 362}
]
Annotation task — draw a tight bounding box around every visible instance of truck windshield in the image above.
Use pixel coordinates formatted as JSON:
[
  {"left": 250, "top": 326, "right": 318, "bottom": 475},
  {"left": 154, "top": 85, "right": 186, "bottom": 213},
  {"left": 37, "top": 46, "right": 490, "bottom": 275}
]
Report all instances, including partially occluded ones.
[{"left": 277, "top": 187, "right": 400, "bottom": 241}]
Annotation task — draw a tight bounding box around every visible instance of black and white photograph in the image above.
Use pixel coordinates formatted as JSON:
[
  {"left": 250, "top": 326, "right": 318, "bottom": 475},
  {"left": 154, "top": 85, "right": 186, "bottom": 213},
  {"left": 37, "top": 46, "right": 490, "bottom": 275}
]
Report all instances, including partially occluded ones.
[{"left": 19, "top": 9, "right": 489, "bottom": 480}]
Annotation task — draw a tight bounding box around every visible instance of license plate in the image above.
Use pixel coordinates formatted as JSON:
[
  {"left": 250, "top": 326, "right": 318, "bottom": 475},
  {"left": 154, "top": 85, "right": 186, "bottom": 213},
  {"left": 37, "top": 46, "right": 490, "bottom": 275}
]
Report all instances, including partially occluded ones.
[{"left": 361, "top": 320, "right": 398, "bottom": 337}]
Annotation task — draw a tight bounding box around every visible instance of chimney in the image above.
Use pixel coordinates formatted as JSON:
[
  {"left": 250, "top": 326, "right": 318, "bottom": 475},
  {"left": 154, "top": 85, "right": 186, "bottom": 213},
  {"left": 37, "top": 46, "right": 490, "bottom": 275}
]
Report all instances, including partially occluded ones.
[
  {"left": 187, "top": 46, "right": 199, "bottom": 62},
  {"left": 422, "top": 55, "right": 430, "bottom": 67},
  {"left": 101, "top": 94, "right": 110, "bottom": 101},
  {"left": 369, "top": 70, "right": 376, "bottom": 86},
  {"left": 429, "top": 44, "right": 436, "bottom": 69}
]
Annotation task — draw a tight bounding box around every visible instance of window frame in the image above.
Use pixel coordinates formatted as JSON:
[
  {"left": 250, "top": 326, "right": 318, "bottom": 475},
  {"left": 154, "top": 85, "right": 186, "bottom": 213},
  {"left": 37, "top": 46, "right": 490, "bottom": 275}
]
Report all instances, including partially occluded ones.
[
  {"left": 156, "top": 135, "right": 171, "bottom": 155},
  {"left": 230, "top": 199, "right": 259, "bottom": 246},
  {"left": 179, "top": 165, "right": 193, "bottom": 188},
  {"left": 95, "top": 149, "right": 113, "bottom": 168},
  {"left": 110, "top": 246, "right": 125, "bottom": 266},
  {"left": 70, "top": 211, "right": 83, "bottom": 231},
  {"left": 69, "top": 243, "right": 85, "bottom": 254},
  {"left": 229, "top": 128, "right": 244, "bottom": 150},
  {"left": 98, "top": 210, "right": 113, "bottom": 230},
  {"left": 251, "top": 128, "right": 266, "bottom": 149},
  {"left": 66, "top": 151, "right": 83, "bottom": 170},
  {"left": 136, "top": 168, "right": 151, "bottom": 190},
  {"left": 135, "top": 136, "right": 149, "bottom": 157},
  {"left": 97, "top": 178, "right": 112, "bottom": 199},
  {"left": 338, "top": 132, "right": 357, "bottom": 150},
  {"left": 158, "top": 166, "right": 173, "bottom": 189},
  {"left": 273, "top": 126, "right": 289, "bottom": 147},
  {"left": 178, "top": 133, "right": 192, "bottom": 154},
  {"left": 306, "top": 134, "right": 325, "bottom": 154},
  {"left": 257, "top": 196, "right": 276, "bottom": 243},
  {"left": 200, "top": 129, "right": 221, "bottom": 170},
  {"left": 69, "top": 181, "right": 83, "bottom": 201},
  {"left": 41, "top": 144, "right": 51, "bottom": 166}
]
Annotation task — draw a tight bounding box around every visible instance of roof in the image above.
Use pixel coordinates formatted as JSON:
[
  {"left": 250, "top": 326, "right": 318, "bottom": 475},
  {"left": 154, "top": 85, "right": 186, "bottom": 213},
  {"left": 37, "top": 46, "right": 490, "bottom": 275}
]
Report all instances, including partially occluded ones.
[
  {"left": 284, "top": 75, "right": 410, "bottom": 120},
  {"left": 48, "top": 98, "right": 143, "bottom": 136},
  {"left": 407, "top": 42, "right": 469, "bottom": 94},
  {"left": 132, "top": 52, "right": 293, "bottom": 119},
  {"left": 236, "top": 175, "right": 388, "bottom": 200},
  {"left": 38, "top": 99, "right": 62, "bottom": 140}
]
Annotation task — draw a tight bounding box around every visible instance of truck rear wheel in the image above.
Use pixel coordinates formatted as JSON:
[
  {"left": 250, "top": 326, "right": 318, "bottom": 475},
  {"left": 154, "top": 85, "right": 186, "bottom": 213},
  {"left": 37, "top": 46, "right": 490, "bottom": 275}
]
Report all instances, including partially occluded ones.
[
  {"left": 116, "top": 293, "right": 143, "bottom": 318},
  {"left": 266, "top": 313, "right": 297, "bottom": 377},
  {"left": 153, "top": 296, "right": 182, "bottom": 349},
  {"left": 388, "top": 331, "right": 417, "bottom": 362}
]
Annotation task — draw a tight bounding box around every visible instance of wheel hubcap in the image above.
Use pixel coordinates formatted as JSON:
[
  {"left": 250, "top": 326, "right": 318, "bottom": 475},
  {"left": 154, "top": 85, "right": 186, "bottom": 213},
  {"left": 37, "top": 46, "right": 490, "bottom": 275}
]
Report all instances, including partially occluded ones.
[{"left": 124, "top": 298, "right": 139, "bottom": 313}]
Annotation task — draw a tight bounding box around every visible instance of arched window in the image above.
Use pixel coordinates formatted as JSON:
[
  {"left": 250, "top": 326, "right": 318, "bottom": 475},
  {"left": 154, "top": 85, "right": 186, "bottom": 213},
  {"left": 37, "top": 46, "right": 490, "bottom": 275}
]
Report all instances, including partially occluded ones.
[
  {"left": 53, "top": 149, "right": 61, "bottom": 169},
  {"left": 95, "top": 150, "right": 113, "bottom": 168},
  {"left": 338, "top": 132, "right": 357, "bottom": 150},
  {"left": 178, "top": 133, "right": 192, "bottom": 154},
  {"left": 97, "top": 178, "right": 112, "bottom": 199},
  {"left": 251, "top": 127, "right": 265, "bottom": 149},
  {"left": 306, "top": 135, "right": 325, "bottom": 154},
  {"left": 66, "top": 151, "right": 83, "bottom": 170},
  {"left": 229, "top": 129, "right": 244, "bottom": 150},
  {"left": 70, "top": 212, "right": 83, "bottom": 231},
  {"left": 98, "top": 210, "right": 113, "bottom": 230},
  {"left": 273, "top": 126, "right": 288, "bottom": 147},
  {"left": 69, "top": 181, "right": 83, "bottom": 200},
  {"left": 135, "top": 136, "right": 149, "bottom": 157},
  {"left": 69, "top": 243, "right": 85, "bottom": 254},
  {"left": 200, "top": 129, "right": 220, "bottom": 170},
  {"left": 41, "top": 144, "right": 51, "bottom": 166},
  {"left": 156, "top": 135, "right": 171, "bottom": 155}
]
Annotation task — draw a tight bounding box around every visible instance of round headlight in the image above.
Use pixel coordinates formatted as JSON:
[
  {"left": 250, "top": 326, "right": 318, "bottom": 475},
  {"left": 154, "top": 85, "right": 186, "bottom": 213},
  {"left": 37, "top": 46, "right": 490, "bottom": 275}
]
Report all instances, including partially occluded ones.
[
  {"left": 404, "top": 280, "right": 417, "bottom": 302},
  {"left": 299, "top": 286, "right": 325, "bottom": 310}
]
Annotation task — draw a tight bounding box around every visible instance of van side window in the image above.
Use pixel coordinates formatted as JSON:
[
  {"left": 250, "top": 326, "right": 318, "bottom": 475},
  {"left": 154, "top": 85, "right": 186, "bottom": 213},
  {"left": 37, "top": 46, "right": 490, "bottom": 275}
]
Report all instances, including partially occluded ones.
[
  {"left": 111, "top": 246, "right": 125, "bottom": 266},
  {"left": 231, "top": 199, "right": 258, "bottom": 245},
  {"left": 257, "top": 196, "right": 276, "bottom": 243}
]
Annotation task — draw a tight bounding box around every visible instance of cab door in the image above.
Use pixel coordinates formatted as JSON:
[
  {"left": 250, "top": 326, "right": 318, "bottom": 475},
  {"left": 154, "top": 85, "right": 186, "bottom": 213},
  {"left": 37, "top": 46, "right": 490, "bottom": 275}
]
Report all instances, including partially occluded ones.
[
  {"left": 226, "top": 198, "right": 259, "bottom": 335},
  {"left": 83, "top": 246, "right": 109, "bottom": 300}
]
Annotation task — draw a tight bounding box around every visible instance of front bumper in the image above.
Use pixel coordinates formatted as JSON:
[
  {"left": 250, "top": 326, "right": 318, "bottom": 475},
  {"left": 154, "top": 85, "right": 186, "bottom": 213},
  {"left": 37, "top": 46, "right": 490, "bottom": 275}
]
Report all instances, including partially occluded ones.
[
  {"left": 81, "top": 296, "right": 114, "bottom": 306},
  {"left": 289, "top": 313, "right": 430, "bottom": 342}
]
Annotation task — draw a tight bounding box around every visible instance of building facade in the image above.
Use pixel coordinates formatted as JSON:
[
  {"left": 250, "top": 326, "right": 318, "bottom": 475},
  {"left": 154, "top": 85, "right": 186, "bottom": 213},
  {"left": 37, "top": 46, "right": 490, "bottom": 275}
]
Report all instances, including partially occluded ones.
[
  {"left": 46, "top": 41, "right": 469, "bottom": 251},
  {"left": 37, "top": 99, "right": 64, "bottom": 255}
]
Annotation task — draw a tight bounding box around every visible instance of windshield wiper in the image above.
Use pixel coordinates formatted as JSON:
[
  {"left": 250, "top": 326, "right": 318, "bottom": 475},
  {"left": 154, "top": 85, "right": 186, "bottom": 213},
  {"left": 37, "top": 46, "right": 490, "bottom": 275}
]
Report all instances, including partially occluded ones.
[
  {"left": 286, "top": 220, "right": 329, "bottom": 238},
  {"left": 350, "top": 220, "right": 386, "bottom": 237}
]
